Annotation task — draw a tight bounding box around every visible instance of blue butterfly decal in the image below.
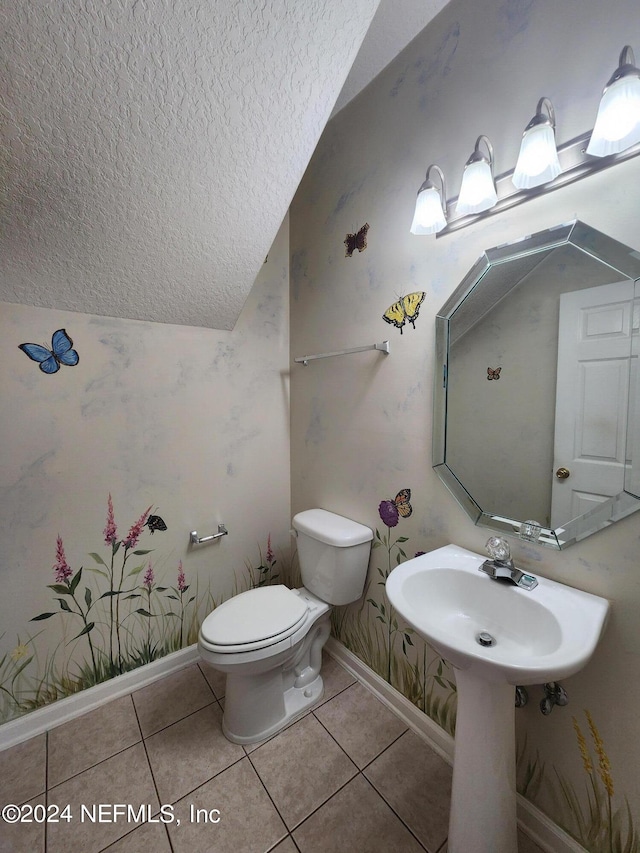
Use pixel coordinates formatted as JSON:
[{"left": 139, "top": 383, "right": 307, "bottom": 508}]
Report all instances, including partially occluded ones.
[{"left": 19, "top": 329, "right": 79, "bottom": 374}]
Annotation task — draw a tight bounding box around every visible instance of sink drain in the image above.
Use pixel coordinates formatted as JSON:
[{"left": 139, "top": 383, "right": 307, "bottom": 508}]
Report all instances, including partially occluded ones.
[{"left": 476, "top": 631, "right": 496, "bottom": 647}]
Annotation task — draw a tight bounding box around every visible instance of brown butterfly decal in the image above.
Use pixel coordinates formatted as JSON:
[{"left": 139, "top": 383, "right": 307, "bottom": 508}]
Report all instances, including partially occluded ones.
[
  {"left": 344, "top": 222, "right": 369, "bottom": 257},
  {"left": 487, "top": 367, "right": 502, "bottom": 380},
  {"left": 392, "top": 489, "right": 412, "bottom": 518}
]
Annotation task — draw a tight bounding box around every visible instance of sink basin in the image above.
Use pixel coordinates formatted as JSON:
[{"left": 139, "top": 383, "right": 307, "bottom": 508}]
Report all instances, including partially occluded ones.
[
  {"left": 385, "top": 543, "right": 610, "bottom": 853},
  {"left": 385, "top": 543, "right": 609, "bottom": 685}
]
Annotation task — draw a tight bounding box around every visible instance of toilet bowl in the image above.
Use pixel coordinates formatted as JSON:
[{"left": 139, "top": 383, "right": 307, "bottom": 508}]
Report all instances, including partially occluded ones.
[{"left": 198, "top": 509, "right": 373, "bottom": 744}]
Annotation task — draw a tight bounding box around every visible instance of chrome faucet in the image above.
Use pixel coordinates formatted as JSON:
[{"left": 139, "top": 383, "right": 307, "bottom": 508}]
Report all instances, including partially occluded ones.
[{"left": 479, "top": 536, "right": 538, "bottom": 591}]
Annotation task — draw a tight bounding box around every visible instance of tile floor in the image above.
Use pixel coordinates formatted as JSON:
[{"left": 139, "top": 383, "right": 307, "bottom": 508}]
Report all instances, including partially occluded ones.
[{"left": 0, "top": 654, "right": 546, "bottom": 853}]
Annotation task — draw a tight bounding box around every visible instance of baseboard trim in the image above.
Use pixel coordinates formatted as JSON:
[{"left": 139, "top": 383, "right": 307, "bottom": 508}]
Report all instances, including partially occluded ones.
[
  {"left": 0, "top": 645, "right": 200, "bottom": 752},
  {"left": 325, "top": 637, "right": 586, "bottom": 853}
]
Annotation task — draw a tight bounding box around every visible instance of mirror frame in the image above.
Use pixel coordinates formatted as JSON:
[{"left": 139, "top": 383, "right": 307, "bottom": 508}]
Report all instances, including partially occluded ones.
[{"left": 433, "top": 220, "right": 640, "bottom": 549}]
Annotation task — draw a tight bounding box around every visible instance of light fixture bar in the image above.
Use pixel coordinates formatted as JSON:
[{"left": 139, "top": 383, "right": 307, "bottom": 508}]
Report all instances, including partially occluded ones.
[{"left": 436, "top": 130, "right": 640, "bottom": 237}]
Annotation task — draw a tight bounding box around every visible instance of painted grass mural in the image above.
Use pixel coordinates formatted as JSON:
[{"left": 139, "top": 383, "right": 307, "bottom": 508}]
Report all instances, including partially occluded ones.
[
  {"left": 331, "top": 489, "right": 458, "bottom": 738},
  {"left": 0, "top": 495, "right": 281, "bottom": 724},
  {"left": 555, "top": 712, "right": 639, "bottom": 853}
]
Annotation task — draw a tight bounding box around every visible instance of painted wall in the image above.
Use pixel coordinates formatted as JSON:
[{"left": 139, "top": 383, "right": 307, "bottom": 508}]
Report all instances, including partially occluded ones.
[
  {"left": 0, "top": 217, "right": 290, "bottom": 725},
  {"left": 290, "top": 0, "right": 640, "bottom": 849}
]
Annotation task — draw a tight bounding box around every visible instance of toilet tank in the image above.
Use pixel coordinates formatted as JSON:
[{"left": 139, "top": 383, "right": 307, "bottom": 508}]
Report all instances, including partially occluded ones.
[{"left": 292, "top": 509, "right": 373, "bottom": 605}]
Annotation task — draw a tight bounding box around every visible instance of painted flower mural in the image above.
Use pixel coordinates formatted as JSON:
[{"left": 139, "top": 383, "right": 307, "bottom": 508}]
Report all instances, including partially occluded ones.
[
  {"left": 0, "top": 495, "right": 281, "bottom": 724},
  {"left": 331, "top": 488, "right": 458, "bottom": 738}
]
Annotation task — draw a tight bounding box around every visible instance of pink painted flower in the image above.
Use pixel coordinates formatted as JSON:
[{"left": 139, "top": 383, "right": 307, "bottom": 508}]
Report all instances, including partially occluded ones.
[
  {"left": 54, "top": 535, "right": 72, "bottom": 583},
  {"left": 104, "top": 493, "right": 118, "bottom": 546},
  {"left": 266, "top": 533, "right": 274, "bottom": 565},
  {"left": 177, "top": 561, "right": 187, "bottom": 593},
  {"left": 143, "top": 561, "right": 154, "bottom": 590},
  {"left": 122, "top": 505, "right": 152, "bottom": 549}
]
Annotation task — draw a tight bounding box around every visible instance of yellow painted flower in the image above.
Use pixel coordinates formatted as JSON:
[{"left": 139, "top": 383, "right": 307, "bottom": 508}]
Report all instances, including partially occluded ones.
[
  {"left": 586, "top": 709, "right": 614, "bottom": 797},
  {"left": 572, "top": 715, "right": 592, "bottom": 774},
  {"left": 11, "top": 644, "right": 29, "bottom": 661}
]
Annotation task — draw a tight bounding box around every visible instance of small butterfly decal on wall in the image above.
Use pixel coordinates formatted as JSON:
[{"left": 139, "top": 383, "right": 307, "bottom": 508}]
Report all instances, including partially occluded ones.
[
  {"left": 146, "top": 514, "right": 168, "bottom": 534},
  {"left": 344, "top": 222, "right": 369, "bottom": 257},
  {"left": 487, "top": 367, "right": 502, "bottom": 380},
  {"left": 391, "top": 488, "right": 413, "bottom": 518},
  {"left": 19, "top": 329, "right": 79, "bottom": 374},
  {"left": 382, "top": 292, "right": 426, "bottom": 334}
]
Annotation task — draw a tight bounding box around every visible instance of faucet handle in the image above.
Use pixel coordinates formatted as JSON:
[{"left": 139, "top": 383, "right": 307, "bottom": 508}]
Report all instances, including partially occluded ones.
[{"left": 486, "top": 536, "right": 511, "bottom": 563}]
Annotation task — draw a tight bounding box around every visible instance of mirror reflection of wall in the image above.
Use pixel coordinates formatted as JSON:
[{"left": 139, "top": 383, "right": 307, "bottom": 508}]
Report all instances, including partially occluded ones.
[
  {"left": 447, "top": 246, "right": 623, "bottom": 526},
  {"left": 434, "top": 221, "right": 640, "bottom": 549}
]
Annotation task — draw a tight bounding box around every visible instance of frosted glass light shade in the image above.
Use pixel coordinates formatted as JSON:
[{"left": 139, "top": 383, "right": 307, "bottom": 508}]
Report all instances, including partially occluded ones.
[
  {"left": 587, "top": 74, "right": 640, "bottom": 156},
  {"left": 456, "top": 159, "right": 497, "bottom": 215},
  {"left": 410, "top": 186, "right": 447, "bottom": 234},
  {"left": 513, "top": 123, "right": 561, "bottom": 189}
]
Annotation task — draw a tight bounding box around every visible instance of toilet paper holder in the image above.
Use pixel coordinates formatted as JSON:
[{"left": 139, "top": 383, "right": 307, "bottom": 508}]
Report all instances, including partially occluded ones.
[{"left": 190, "top": 523, "right": 228, "bottom": 545}]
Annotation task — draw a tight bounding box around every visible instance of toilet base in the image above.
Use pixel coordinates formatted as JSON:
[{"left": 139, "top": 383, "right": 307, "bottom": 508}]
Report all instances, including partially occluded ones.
[
  {"left": 218, "top": 610, "right": 331, "bottom": 744},
  {"left": 222, "top": 672, "right": 324, "bottom": 744}
]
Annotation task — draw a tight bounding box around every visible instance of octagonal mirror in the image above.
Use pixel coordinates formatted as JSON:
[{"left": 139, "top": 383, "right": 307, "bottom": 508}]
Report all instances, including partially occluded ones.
[{"left": 433, "top": 220, "right": 640, "bottom": 549}]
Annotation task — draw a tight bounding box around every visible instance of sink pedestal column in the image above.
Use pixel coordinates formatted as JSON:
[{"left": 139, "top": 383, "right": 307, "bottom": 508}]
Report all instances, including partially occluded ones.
[{"left": 448, "top": 669, "right": 517, "bottom": 853}]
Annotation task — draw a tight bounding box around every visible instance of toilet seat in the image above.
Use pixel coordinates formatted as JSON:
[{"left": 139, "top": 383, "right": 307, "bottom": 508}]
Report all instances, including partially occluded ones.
[{"left": 199, "top": 585, "right": 309, "bottom": 654}]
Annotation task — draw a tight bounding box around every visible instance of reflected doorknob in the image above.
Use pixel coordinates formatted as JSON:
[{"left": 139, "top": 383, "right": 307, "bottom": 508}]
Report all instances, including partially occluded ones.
[{"left": 555, "top": 467, "right": 571, "bottom": 479}]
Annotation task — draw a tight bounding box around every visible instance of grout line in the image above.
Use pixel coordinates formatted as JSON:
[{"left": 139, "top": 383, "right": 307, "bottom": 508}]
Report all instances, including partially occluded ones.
[
  {"left": 358, "top": 772, "right": 432, "bottom": 852},
  {"left": 129, "top": 692, "right": 144, "bottom": 741},
  {"left": 136, "top": 698, "right": 217, "bottom": 740},
  {"left": 299, "top": 715, "right": 432, "bottom": 851},
  {"left": 196, "top": 661, "right": 225, "bottom": 702},
  {"left": 130, "top": 696, "right": 177, "bottom": 853},
  {"left": 358, "top": 726, "right": 409, "bottom": 772},
  {"left": 44, "top": 694, "right": 144, "bottom": 793},
  {"left": 46, "top": 738, "right": 143, "bottom": 792},
  {"left": 149, "top": 752, "right": 247, "bottom": 809},
  {"left": 245, "top": 748, "right": 293, "bottom": 839},
  {"left": 287, "top": 772, "right": 361, "bottom": 834},
  {"left": 311, "top": 708, "right": 362, "bottom": 768},
  {"left": 138, "top": 703, "right": 246, "bottom": 809},
  {"left": 130, "top": 698, "right": 168, "bottom": 840},
  {"left": 288, "top": 833, "right": 303, "bottom": 852}
]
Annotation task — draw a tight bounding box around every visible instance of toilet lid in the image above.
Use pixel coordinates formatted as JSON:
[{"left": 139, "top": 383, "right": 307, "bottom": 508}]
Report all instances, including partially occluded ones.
[{"left": 200, "top": 585, "right": 308, "bottom": 647}]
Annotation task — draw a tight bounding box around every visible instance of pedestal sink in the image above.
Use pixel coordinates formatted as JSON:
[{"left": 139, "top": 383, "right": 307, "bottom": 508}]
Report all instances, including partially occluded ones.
[{"left": 385, "top": 543, "right": 610, "bottom": 853}]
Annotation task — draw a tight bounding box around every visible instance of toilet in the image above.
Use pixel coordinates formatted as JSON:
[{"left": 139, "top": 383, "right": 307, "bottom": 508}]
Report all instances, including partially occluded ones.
[{"left": 198, "top": 508, "right": 373, "bottom": 744}]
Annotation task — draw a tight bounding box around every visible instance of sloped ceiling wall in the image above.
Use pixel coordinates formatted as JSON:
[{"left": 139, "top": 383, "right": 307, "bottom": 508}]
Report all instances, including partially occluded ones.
[{"left": 1, "top": 0, "right": 380, "bottom": 330}]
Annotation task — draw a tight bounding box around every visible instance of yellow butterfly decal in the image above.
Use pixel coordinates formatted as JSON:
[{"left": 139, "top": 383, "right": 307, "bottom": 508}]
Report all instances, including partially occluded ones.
[{"left": 382, "top": 292, "right": 426, "bottom": 334}]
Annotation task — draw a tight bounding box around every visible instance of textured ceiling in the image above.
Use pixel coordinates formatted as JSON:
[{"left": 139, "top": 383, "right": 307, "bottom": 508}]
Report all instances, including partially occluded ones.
[{"left": 1, "top": 0, "right": 382, "bottom": 329}]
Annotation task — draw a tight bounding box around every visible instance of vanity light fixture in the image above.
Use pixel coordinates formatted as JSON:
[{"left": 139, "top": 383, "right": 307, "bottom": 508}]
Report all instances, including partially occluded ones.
[
  {"left": 410, "top": 164, "right": 447, "bottom": 234},
  {"left": 410, "top": 44, "right": 640, "bottom": 237},
  {"left": 587, "top": 45, "right": 640, "bottom": 157},
  {"left": 512, "top": 97, "right": 561, "bottom": 189},
  {"left": 456, "top": 135, "right": 498, "bottom": 216}
]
